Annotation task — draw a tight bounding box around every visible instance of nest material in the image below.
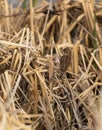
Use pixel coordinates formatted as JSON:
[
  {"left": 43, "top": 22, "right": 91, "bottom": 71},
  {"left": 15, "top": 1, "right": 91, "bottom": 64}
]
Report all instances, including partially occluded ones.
[{"left": 0, "top": 0, "right": 102, "bottom": 130}]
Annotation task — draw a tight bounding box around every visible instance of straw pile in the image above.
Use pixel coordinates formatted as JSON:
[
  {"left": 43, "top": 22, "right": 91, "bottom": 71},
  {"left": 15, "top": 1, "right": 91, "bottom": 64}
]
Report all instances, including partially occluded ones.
[{"left": 0, "top": 0, "right": 102, "bottom": 130}]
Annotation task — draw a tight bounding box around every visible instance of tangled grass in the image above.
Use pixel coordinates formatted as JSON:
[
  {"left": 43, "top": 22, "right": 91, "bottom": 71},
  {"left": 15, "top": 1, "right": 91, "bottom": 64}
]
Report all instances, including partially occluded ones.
[{"left": 0, "top": 0, "right": 102, "bottom": 130}]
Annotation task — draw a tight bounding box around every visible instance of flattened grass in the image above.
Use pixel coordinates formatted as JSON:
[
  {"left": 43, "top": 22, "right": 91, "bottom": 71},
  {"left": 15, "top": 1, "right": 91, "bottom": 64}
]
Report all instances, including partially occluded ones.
[{"left": 0, "top": 0, "right": 102, "bottom": 130}]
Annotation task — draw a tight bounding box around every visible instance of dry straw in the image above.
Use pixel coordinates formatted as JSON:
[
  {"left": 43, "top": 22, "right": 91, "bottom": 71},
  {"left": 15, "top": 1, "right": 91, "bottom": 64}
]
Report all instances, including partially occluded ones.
[{"left": 0, "top": 0, "right": 102, "bottom": 130}]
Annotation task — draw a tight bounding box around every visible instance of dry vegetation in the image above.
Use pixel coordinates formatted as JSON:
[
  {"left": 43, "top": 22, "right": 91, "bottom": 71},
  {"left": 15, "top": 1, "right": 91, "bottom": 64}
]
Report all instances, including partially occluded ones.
[{"left": 0, "top": 0, "right": 102, "bottom": 130}]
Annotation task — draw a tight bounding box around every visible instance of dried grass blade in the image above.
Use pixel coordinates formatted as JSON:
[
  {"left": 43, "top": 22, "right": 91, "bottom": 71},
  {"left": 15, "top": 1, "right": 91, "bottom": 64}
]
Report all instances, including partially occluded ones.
[{"left": 73, "top": 41, "right": 79, "bottom": 74}]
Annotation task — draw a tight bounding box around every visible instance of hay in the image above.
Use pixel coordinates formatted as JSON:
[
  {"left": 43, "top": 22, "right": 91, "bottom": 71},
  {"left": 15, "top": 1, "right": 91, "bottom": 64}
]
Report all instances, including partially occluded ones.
[{"left": 0, "top": 0, "right": 102, "bottom": 130}]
